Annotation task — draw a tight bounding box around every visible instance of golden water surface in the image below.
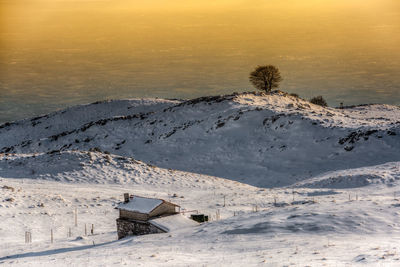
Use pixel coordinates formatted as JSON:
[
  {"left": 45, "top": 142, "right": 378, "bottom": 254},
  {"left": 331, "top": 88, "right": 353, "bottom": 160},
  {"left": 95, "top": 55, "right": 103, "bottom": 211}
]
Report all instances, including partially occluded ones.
[{"left": 1, "top": 0, "right": 399, "bottom": 122}]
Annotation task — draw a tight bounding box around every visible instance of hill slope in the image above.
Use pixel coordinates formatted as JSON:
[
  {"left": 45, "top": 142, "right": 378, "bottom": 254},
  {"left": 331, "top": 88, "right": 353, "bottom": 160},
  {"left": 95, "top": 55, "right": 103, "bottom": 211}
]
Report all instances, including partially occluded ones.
[{"left": 1, "top": 92, "right": 399, "bottom": 187}]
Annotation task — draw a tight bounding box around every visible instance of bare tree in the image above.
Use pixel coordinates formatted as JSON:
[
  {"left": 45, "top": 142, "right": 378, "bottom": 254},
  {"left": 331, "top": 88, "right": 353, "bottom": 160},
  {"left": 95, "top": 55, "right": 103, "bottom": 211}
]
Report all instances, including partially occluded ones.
[{"left": 249, "top": 65, "right": 282, "bottom": 93}]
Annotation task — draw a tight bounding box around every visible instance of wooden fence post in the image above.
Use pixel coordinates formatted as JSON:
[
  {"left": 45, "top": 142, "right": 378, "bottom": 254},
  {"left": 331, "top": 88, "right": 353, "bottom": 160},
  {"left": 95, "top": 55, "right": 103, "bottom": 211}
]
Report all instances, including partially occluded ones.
[
  {"left": 75, "top": 207, "right": 78, "bottom": 227},
  {"left": 25, "top": 231, "right": 32, "bottom": 243},
  {"left": 215, "top": 210, "right": 220, "bottom": 220}
]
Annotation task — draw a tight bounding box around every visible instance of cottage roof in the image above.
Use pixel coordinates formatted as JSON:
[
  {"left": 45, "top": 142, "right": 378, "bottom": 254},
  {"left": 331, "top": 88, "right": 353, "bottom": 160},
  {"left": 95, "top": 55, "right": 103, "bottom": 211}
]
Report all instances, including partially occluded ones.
[
  {"left": 149, "top": 214, "right": 199, "bottom": 232},
  {"left": 117, "top": 196, "right": 177, "bottom": 214}
]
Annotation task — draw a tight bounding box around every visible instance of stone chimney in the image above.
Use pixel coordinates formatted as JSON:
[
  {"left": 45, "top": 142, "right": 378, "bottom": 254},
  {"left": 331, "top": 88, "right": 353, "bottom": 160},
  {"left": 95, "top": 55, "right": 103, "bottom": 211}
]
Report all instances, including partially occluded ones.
[{"left": 124, "top": 193, "right": 129, "bottom": 203}]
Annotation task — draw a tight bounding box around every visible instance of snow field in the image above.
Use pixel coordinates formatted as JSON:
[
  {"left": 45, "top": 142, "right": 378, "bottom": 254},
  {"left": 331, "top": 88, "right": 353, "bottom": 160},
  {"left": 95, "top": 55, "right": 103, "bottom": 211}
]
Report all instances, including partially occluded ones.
[{"left": 1, "top": 152, "right": 400, "bottom": 265}]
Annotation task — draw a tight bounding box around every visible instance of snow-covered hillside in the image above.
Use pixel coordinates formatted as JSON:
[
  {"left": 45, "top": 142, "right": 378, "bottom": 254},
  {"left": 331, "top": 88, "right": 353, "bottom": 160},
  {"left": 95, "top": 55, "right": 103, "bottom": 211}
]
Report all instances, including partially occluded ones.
[
  {"left": 1, "top": 151, "right": 400, "bottom": 266},
  {"left": 1, "top": 92, "right": 400, "bottom": 266},
  {"left": 1, "top": 92, "right": 399, "bottom": 187},
  {"left": 295, "top": 162, "right": 400, "bottom": 189},
  {"left": 0, "top": 98, "right": 178, "bottom": 150}
]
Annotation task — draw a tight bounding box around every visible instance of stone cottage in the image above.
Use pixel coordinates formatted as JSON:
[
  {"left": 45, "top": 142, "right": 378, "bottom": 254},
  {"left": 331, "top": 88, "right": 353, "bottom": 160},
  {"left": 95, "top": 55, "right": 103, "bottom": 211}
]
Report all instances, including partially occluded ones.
[{"left": 116, "top": 194, "right": 184, "bottom": 239}]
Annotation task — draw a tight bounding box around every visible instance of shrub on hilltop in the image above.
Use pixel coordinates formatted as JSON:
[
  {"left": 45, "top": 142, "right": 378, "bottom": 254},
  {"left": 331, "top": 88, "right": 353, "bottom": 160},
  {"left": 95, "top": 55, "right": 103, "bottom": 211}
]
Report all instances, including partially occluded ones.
[{"left": 309, "top": 96, "right": 328, "bottom": 107}]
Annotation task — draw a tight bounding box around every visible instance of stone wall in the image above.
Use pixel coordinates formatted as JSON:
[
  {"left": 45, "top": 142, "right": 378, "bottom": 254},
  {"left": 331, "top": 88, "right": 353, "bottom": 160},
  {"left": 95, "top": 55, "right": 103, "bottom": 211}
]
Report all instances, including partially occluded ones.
[{"left": 116, "top": 218, "right": 165, "bottom": 239}]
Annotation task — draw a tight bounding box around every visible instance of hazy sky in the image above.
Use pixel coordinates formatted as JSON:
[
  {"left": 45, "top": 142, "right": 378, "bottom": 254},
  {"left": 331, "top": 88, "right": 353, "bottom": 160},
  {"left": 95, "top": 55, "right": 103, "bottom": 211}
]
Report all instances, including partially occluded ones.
[{"left": 0, "top": 0, "right": 399, "bottom": 122}]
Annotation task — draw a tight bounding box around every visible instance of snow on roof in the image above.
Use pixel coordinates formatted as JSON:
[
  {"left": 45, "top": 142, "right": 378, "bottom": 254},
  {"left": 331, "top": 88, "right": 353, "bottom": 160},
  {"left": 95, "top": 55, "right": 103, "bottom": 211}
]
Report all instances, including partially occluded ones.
[
  {"left": 117, "top": 196, "right": 163, "bottom": 214},
  {"left": 149, "top": 214, "right": 199, "bottom": 232}
]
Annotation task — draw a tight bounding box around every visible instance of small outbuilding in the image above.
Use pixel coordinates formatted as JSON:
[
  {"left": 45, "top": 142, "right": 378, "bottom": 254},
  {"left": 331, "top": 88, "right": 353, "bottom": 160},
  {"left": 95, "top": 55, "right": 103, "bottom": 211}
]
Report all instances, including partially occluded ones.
[{"left": 116, "top": 193, "right": 197, "bottom": 239}]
